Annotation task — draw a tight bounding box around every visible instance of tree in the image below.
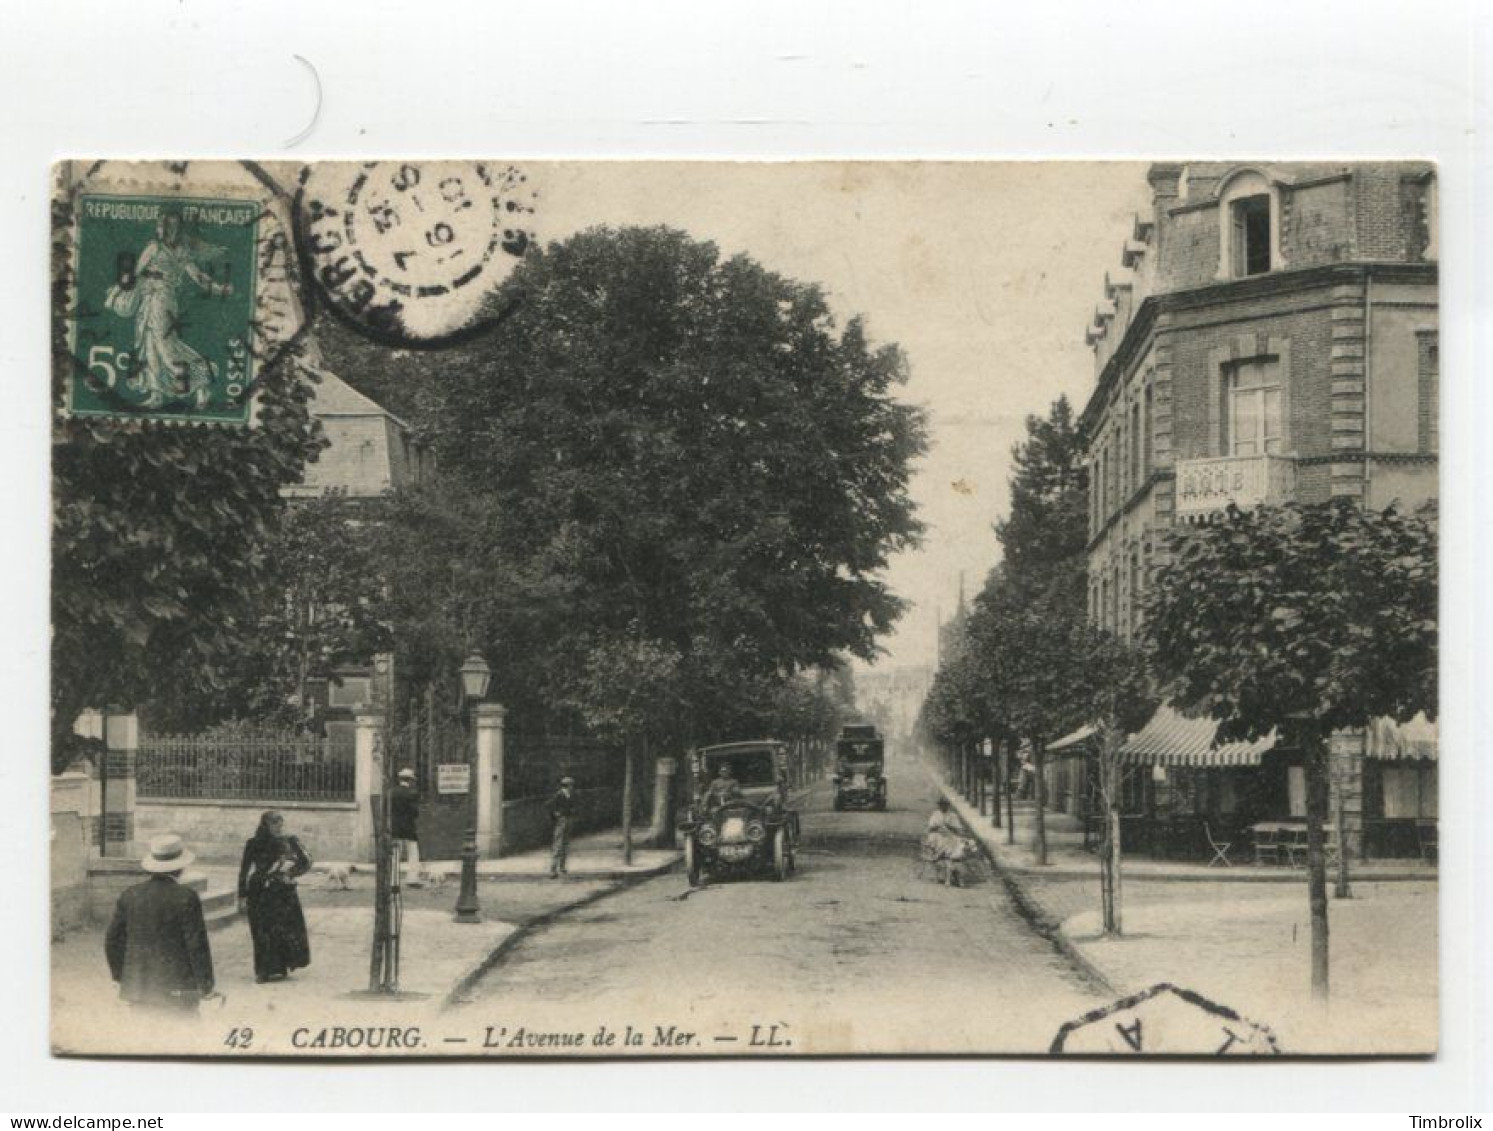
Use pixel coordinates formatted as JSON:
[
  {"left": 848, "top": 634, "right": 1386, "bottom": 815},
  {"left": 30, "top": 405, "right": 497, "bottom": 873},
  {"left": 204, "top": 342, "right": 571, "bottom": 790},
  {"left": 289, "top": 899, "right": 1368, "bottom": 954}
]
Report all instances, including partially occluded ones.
[
  {"left": 50, "top": 197, "right": 325, "bottom": 766},
  {"left": 952, "top": 396, "right": 1093, "bottom": 863},
  {"left": 1083, "top": 634, "right": 1156, "bottom": 936},
  {"left": 421, "top": 226, "right": 927, "bottom": 745},
  {"left": 994, "top": 395, "right": 1089, "bottom": 580},
  {"left": 144, "top": 496, "right": 391, "bottom": 731},
  {"left": 1143, "top": 498, "right": 1437, "bottom": 998}
]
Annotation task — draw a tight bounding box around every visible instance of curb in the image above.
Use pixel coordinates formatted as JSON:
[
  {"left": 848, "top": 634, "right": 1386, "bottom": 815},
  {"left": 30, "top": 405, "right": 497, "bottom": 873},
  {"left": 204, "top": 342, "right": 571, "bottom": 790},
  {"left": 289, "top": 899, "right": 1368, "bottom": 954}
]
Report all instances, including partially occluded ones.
[
  {"left": 441, "top": 855, "right": 680, "bottom": 1009},
  {"left": 935, "top": 780, "right": 1116, "bottom": 999}
]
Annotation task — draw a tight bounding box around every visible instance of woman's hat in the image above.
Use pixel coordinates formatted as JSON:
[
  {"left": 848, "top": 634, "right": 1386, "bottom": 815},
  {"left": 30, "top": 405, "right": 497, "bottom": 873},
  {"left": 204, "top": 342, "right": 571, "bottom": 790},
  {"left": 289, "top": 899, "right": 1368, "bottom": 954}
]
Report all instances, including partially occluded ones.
[
  {"left": 560, "top": 776, "right": 576, "bottom": 786},
  {"left": 141, "top": 833, "right": 195, "bottom": 874},
  {"left": 397, "top": 767, "right": 416, "bottom": 781}
]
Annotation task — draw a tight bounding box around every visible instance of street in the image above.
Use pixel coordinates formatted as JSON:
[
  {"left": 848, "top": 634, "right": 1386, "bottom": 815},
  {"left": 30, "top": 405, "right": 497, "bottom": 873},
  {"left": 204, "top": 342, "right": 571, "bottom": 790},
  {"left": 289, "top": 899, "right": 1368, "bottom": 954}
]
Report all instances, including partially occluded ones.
[{"left": 454, "top": 761, "right": 1106, "bottom": 1054}]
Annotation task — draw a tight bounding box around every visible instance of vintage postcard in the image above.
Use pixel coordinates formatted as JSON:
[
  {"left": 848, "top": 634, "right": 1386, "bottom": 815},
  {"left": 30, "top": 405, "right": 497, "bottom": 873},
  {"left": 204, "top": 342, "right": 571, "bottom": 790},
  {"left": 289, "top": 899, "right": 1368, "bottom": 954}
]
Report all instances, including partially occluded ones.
[{"left": 49, "top": 159, "right": 1439, "bottom": 1058}]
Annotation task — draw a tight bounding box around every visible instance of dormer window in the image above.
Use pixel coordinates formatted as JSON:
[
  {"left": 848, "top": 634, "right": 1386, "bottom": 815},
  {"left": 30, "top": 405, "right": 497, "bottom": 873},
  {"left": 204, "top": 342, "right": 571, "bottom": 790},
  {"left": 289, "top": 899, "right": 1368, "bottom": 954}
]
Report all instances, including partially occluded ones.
[
  {"left": 1233, "top": 194, "right": 1272, "bottom": 275},
  {"left": 1217, "top": 170, "right": 1282, "bottom": 280}
]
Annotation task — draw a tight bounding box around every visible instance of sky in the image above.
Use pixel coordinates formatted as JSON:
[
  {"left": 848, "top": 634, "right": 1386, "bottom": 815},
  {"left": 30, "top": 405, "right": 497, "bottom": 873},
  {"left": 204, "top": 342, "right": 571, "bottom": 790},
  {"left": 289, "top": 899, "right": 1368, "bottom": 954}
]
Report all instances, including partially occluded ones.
[{"left": 532, "top": 161, "right": 1153, "bottom": 672}]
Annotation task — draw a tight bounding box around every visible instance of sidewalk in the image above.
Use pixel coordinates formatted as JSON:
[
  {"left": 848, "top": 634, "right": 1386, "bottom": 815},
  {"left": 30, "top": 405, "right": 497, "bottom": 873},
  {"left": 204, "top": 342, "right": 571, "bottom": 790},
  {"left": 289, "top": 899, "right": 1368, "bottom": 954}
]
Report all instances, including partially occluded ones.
[
  {"left": 951, "top": 789, "right": 1435, "bottom": 883},
  {"left": 53, "top": 825, "right": 681, "bottom": 1057},
  {"left": 207, "top": 827, "right": 684, "bottom": 888},
  {"left": 940, "top": 780, "right": 1439, "bottom": 1054}
]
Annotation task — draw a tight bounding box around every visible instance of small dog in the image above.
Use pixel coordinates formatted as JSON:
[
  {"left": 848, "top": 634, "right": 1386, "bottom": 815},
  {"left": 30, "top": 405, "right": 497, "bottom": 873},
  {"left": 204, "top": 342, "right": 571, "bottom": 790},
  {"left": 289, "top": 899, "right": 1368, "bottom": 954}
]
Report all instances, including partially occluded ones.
[{"left": 322, "top": 863, "right": 353, "bottom": 891}]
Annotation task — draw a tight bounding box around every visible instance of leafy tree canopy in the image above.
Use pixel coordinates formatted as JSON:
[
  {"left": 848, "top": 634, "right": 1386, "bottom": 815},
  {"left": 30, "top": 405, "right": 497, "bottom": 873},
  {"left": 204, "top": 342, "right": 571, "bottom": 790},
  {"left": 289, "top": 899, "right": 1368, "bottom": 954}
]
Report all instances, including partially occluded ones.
[
  {"left": 420, "top": 226, "right": 927, "bottom": 730},
  {"left": 1142, "top": 499, "right": 1438, "bottom": 741}
]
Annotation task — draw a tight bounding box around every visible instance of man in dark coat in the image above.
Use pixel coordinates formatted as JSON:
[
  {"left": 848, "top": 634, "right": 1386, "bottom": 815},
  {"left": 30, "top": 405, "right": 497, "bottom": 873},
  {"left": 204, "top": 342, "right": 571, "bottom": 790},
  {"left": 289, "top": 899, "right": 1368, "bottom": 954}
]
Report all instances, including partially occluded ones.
[
  {"left": 105, "top": 834, "right": 215, "bottom": 1014},
  {"left": 549, "top": 776, "right": 576, "bottom": 878},
  {"left": 390, "top": 767, "right": 425, "bottom": 887}
]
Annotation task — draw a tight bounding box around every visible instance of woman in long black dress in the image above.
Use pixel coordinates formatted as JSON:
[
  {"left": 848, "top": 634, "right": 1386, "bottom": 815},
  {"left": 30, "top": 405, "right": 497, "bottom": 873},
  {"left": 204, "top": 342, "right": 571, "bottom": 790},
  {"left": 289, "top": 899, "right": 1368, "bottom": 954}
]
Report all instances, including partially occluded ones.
[{"left": 237, "top": 811, "right": 312, "bottom": 983}]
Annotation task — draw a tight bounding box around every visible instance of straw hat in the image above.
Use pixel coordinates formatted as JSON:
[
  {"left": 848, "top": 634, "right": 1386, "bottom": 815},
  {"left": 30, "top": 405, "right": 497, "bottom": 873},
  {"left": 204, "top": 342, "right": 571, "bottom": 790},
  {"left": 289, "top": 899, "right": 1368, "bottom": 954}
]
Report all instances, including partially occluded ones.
[
  {"left": 397, "top": 767, "right": 416, "bottom": 781},
  {"left": 141, "top": 833, "right": 195, "bottom": 874},
  {"left": 560, "top": 776, "right": 576, "bottom": 786}
]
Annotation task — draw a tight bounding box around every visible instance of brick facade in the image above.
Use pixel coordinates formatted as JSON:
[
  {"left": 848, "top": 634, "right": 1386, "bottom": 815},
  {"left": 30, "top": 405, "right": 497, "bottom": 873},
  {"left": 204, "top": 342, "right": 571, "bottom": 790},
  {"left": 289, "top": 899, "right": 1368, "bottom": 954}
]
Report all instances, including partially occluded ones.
[{"left": 1078, "top": 163, "right": 1439, "bottom": 859}]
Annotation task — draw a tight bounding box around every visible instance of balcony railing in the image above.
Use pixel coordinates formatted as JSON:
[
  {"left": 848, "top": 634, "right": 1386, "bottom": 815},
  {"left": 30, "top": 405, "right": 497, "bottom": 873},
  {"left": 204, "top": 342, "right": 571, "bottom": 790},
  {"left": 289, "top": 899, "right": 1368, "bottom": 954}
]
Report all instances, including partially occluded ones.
[{"left": 1174, "top": 455, "right": 1295, "bottom": 521}]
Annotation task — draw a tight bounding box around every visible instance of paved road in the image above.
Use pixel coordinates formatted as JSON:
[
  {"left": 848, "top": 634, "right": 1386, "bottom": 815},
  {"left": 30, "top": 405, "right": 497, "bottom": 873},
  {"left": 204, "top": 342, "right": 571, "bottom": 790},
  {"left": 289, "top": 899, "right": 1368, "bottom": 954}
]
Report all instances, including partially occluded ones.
[{"left": 456, "top": 760, "right": 1105, "bottom": 1054}]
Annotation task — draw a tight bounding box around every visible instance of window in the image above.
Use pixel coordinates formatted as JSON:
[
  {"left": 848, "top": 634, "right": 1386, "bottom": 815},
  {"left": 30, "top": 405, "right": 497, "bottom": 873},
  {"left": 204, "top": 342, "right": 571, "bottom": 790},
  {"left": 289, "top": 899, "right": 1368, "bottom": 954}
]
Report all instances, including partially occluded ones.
[
  {"left": 1381, "top": 766, "right": 1438, "bottom": 819},
  {"left": 328, "top": 676, "right": 372, "bottom": 708},
  {"left": 1287, "top": 765, "right": 1307, "bottom": 818},
  {"left": 1418, "top": 334, "right": 1439, "bottom": 454},
  {"left": 1130, "top": 401, "right": 1142, "bottom": 490},
  {"left": 1217, "top": 170, "right": 1280, "bottom": 280},
  {"left": 1227, "top": 358, "right": 1283, "bottom": 456},
  {"left": 1232, "top": 195, "right": 1273, "bottom": 275},
  {"left": 1142, "top": 384, "right": 1153, "bottom": 478}
]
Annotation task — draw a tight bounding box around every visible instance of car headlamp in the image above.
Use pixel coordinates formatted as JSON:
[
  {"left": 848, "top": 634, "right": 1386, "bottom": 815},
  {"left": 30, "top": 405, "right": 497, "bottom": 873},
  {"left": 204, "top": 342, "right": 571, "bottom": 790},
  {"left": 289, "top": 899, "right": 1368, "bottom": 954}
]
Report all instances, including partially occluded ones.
[
  {"left": 746, "top": 821, "right": 767, "bottom": 842},
  {"left": 696, "top": 824, "right": 718, "bottom": 846}
]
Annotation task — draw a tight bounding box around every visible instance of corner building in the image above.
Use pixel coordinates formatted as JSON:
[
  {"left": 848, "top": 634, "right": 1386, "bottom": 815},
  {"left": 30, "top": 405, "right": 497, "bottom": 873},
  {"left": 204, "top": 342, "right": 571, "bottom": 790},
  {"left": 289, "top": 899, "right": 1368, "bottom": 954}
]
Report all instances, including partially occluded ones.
[{"left": 1078, "top": 162, "right": 1438, "bottom": 861}]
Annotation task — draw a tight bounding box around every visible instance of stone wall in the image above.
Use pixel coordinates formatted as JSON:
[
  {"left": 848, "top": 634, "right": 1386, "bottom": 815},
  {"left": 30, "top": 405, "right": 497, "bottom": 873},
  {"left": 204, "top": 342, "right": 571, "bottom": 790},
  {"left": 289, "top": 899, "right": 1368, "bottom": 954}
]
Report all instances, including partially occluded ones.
[{"left": 136, "top": 798, "right": 361, "bottom": 864}]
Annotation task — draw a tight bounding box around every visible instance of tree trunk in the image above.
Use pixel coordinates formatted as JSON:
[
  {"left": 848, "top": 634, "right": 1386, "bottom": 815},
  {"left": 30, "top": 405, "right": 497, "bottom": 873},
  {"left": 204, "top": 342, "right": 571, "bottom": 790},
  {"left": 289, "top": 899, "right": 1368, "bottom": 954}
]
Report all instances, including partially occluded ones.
[
  {"left": 622, "top": 740, "right": 636, "bottom": 866},
  {"left": 1033, "top": 740, "right": 1048, "bottom": 866},
  {"left": 1005, "top": 740, "right": 1016, "bottom": 844},
  {"left": 1303, "top": 732, "right": 1331, "bottom": 999},
  {"left": 1097, "top": 729, "right": 1120, "bottom": 936},
  {"left": 1334, "top": 790, "right": 1352, "bottom": 900},
  {"left": 992, "top": 742, "right": 1003, "bottom": 828}
]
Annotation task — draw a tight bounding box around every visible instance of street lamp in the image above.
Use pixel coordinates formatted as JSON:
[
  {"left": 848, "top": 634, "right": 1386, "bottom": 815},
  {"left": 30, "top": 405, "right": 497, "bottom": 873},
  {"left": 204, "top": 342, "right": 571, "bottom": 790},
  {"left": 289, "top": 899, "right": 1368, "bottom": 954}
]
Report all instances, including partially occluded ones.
[
  {"left": 459, "top": 652, "right": 492, "bottom": 702},
  {"left": 454, "top": 651, "right": 491, "bottom": 923}
]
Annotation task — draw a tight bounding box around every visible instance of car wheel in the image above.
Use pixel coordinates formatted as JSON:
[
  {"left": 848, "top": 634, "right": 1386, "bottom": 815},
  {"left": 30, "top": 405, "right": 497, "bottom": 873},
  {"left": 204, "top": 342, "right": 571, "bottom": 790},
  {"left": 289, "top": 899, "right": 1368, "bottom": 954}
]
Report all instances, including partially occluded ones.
[
  {"left": 772, "top": 829, "right": 788, "bottom": 881},
  {"left": 685, "top": 837, "right": 703, "bottom": 887}
]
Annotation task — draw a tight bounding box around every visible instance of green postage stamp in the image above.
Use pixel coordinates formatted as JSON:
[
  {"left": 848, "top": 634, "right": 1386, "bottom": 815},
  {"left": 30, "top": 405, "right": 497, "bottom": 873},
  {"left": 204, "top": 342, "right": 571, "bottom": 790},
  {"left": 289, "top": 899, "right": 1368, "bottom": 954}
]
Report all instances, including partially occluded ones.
[{"left": 66, "top": 193, "right": 260, "bottom": 424}]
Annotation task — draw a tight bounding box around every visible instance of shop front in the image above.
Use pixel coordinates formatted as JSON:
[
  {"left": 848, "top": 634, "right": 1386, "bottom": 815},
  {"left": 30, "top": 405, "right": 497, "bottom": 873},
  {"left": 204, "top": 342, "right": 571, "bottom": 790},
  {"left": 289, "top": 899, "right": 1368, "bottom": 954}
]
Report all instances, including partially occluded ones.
[{"left": 1360, "top": 713, "right": 1438, "bottom": 861}]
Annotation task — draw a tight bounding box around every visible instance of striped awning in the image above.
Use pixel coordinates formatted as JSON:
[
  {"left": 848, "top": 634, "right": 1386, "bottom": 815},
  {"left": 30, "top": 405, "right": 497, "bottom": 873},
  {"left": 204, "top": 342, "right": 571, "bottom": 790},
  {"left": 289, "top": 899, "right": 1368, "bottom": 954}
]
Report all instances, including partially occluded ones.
[
  {"left": 1048, "top": 724, "right": 1098, "bottom": 753},
  {"left": 1119, "top": 705, "right": 1277, "bottom": 767},
  {"left": 1365, "top": 713, "right": 1438, "bottom": 761}
]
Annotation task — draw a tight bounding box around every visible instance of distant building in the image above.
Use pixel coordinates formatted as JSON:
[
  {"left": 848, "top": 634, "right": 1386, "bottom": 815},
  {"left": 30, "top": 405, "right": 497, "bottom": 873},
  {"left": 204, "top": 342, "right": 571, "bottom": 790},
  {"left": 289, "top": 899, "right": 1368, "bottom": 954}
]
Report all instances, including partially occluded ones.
[
  {"left": 283, "top": 362, "right": 425, "bottom": 728},
  {"left": 1072, "top": 162, "right": 1438, "bottom": 860},
  {"left": 856, "top": 665, "right": 934, "bottom": 747},
  {"left": 283, "top": 367, "right": 433, "bottom": 501}
]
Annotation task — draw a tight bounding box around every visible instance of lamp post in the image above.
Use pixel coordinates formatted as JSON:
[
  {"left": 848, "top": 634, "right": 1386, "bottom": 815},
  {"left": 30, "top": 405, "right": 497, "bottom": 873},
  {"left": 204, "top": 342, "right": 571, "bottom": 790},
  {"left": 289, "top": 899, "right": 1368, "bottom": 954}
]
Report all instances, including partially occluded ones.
[{"left": 454, "top": 651, "right": 491, "bottom": 924}]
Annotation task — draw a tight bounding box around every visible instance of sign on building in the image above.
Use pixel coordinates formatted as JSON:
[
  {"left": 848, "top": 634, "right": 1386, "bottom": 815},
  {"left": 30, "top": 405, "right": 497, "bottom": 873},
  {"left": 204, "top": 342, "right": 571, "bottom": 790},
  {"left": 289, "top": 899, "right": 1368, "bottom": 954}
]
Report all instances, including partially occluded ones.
[{"left": 436, "top": 763, "right": 471, "bottom": 795}]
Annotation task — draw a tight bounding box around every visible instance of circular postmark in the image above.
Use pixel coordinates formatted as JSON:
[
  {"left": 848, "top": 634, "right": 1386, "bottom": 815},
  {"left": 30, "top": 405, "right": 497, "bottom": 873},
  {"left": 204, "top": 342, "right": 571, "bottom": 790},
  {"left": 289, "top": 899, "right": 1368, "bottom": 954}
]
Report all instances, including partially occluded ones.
[{"left": 296, "top": 161, "right": 537, "bottom": 346}]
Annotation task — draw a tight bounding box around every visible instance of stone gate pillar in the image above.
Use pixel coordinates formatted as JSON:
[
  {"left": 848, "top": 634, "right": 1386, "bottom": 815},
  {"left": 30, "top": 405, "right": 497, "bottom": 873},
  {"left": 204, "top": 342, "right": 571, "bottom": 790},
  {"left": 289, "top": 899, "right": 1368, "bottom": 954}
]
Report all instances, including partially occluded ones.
[
  {"left": 101, "top": 711, "right": 139, "bottom": 858},
  {"left": 354, "top": 711, "right": 385, "bottom": 863},
  {"left": 473, "top": 703, "right": 507, "bottom": 858}
]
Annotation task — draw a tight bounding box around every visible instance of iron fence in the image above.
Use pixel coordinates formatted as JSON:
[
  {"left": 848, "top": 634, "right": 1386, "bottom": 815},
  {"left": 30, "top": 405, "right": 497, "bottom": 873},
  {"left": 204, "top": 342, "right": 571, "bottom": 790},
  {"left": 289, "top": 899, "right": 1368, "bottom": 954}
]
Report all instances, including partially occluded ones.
[{"left": 136, "top": 731, "right": 356, "bottom": 803}]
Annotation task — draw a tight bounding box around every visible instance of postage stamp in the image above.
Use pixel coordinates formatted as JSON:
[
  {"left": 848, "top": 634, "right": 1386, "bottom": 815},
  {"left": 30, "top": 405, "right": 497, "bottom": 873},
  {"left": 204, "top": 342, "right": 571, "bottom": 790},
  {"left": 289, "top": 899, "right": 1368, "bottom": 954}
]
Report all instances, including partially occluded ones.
[{"left": 65, "top": 193, "right": 261, "bottom": 425}]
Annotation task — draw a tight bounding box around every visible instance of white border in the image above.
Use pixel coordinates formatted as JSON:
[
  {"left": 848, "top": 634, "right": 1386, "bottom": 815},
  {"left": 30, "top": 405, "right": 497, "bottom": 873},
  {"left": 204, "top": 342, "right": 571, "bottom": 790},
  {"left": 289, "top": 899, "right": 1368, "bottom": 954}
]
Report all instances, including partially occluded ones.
[{"left": 2, "top": 0, "right": 1489, "bottom": 1114}]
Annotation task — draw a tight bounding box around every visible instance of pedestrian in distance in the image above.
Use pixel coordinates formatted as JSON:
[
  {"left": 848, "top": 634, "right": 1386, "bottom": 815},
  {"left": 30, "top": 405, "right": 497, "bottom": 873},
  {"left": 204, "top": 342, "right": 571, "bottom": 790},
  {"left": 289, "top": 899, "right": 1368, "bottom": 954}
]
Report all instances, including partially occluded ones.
[
  {"left": 237, "top": 811, "right": 312, "bottom": 984},
  {"left": 105, "top": 834, "right": 216, "bottom": 1014},
  {"left": 549, "top": 775, "right": 576, "bottom": 878},
  {"left": 390, "top": 767, "right": 426, "bottom": 888}
]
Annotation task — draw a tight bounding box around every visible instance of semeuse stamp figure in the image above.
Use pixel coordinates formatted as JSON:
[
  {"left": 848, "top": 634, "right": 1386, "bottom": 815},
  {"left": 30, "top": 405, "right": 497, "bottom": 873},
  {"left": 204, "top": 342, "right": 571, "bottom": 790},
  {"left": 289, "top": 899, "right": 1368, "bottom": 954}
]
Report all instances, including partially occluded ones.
[{"left": 67, "top": 193, "right": 259, "bottom": 424}]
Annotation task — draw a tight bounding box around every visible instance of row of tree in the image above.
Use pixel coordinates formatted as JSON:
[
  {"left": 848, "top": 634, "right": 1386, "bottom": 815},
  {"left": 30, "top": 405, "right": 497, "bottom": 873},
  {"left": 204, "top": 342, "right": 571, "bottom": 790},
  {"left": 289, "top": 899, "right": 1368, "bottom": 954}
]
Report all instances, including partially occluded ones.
[
  {"left": 918, "top": 397, "right": 1437, "bottom": 999},
  {"left": 54, "top": 226, "right": 924, "bottom": 824}
]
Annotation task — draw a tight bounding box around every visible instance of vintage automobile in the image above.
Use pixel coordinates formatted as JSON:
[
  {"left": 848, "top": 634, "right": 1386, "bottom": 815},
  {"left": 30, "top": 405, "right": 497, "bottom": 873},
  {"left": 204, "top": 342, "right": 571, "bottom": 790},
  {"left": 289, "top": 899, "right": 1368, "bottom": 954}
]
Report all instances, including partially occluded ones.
[
  {"left": 832, "top": 723, "right": 887, "bottom": 811},
  {"left": 679, "top": 741, "right": 800, "bottom": 886}
]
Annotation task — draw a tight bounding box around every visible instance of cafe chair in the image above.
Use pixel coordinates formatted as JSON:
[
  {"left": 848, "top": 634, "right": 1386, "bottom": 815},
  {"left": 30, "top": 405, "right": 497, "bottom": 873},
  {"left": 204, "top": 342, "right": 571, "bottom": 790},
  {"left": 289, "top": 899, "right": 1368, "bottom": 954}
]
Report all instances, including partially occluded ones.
[
  {"left": 1204, "top": 824, "right": 1233, "bottom": 867},
  {"left": 1252, "top": 827, "right": 1283, "bottom": 866}
]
